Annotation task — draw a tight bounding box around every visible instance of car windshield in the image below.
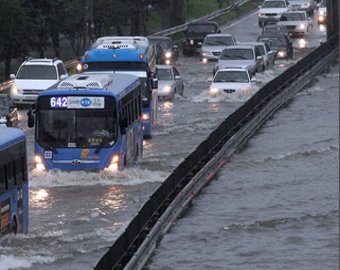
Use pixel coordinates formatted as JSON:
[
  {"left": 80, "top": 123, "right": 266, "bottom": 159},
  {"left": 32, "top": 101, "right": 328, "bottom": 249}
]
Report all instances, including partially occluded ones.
[
  {"left": 220, "top": 49, "right": 254, "bottom": 60},
  {"left": 281, "top": 12, "right": 306, "bottom": 21},
  {"left": 187, "top": 24, "right": 217, "bottom": 33},
  {"left": 262, "top": 0, "right": 286, "bottom": 8},
  {"left": 214, "top": 71, "right": 250, "bottom": 83},
  {"left": 149, "top": 38, "right": 172, "bottom": 50},
  {"left": 258, "top": 36, "right": 286, "bottom": 48},
  {"left": 264, "top": 26, "right": 287, "bottom": 34},
  {"left": 203, "top": 36, "right": 234, "bottom": 46},
  {"left": 16, "top": 65, "right": 57, "bottom": 80},
  {"left": 157, "top": 68, "right": 173, "bottom": 80}
]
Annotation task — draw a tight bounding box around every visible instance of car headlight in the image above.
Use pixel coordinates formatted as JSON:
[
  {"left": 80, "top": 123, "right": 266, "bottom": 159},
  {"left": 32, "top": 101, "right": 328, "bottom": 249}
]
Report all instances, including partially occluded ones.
[
  {"left": 201, "top": 51, "right": 208, "bottom": 57},
  {"left": 209, "top": 87, "right": 219, "bottom": 96},
  {"left": 189, "top": 39, "right": 194, "bottom": 45},
  {"left": 165, "top": 52, "right": 172, "bottom": 58},
  {"left": 277, "top": 50, "right": 287, "bottom": 58},
  {"left": 163, "top": 85, "right": 172, "bottom": 93},
  {"left": 11, "top": 84, "right": 22, "bottom": 94},
  {"left": 319, "top": 10, "right": 325, "bottom": 16},
  {"left": 297, "top": 38, "right": 307, "bottom": 48},
  {"left": 298, "top": 23, "right": 305, "bottom": 30},
  {"left": 239, "top": 86, "right": 252, "bottom": 93}
]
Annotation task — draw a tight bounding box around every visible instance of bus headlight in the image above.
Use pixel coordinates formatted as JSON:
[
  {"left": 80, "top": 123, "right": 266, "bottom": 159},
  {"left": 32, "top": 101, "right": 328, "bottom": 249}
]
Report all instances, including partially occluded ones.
[
  {"left": 142, "top": 113, "right": 150, "bottom": 121},
  {"left": 76, "top": 63, "right": 83, "bottom": 73},
  {"left": 106, "top": 155, "right": 119, "bottom": 172},
  {"left": 189, "top": 39, "right": 194, "bottom": 45},
  {"left": 34, "top": 155, "right": 46, "bottom": 171}
]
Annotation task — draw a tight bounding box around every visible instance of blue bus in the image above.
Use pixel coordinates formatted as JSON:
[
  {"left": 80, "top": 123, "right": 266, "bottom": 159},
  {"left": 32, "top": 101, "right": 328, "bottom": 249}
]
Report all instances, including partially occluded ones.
[
  {"left": 80, "top": 36, "right": 158, "bottom": 139},
  {"left": 0, "top": 127, "right": 29, "bottom": 240},
  {"left": 27, "top": 73, "right": 143, "bottom": 172}
]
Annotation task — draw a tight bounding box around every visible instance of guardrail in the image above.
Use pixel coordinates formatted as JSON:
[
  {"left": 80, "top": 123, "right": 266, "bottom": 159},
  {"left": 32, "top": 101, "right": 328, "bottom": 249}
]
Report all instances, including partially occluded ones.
[
  {"left": 151, "top": 0, "right": 251, "bottom": 37},
  {"left": 94, "top": 35, "right": 339, "bottom": 270}
]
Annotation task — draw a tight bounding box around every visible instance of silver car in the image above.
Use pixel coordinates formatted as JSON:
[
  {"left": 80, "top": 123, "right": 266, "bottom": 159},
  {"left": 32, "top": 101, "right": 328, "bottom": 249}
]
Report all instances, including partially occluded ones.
[
  {"left": 213, "top": 45, "right": 264, "bottom": 75},
  {"left": 200, "top": 33, "right": 237, "bottom": 62},
  {"left": 156, "top": 65, "right": 184, "bottom": 100},
  {"left": 241, "top": 42, "right": 276, "bottom": 70},
  {"left": 289, "top": 0, "right": 316, "bottom": 16}
]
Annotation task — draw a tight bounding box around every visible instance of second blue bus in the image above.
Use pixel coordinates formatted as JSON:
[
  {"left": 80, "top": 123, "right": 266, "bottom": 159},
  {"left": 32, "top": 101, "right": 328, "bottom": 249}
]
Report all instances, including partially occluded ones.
[
  {"left": 80, "top": 36, "right": 158, "bottom": 139},
  {"left": 0, "top": 127, "right": 29, "bottom": 241},
  {"left": 27, "top": 73, "right": 143, "bottom": 171}
]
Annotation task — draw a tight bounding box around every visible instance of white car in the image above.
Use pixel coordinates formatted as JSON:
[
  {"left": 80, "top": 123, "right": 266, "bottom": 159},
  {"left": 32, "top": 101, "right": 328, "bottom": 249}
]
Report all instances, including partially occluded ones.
[
  {"left": 316, "top": 0, "right": 327, "bottom": 24},
  {"left": 200, "top": 33, "right": 237, "bottom": 62},
  {"left": 277, "top": 11, "right": 313, "bottom": 37},
  {"left": 156, "top": 65, "right": 184, "bottom": 100},
  {"left": 10, "top": 58, "right": 68, "bottom": 104},
  {"left": 209, "top": 67, "right": 256, "bottom": 96},
  {"left": 257, "top": 0, "right": 291, "bottom": 27}
]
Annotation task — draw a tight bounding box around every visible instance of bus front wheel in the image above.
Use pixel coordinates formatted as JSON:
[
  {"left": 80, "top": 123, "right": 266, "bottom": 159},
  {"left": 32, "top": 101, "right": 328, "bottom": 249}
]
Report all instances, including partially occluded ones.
[{"left": 11, "top": 217, "right": 17, "bottom": 235}]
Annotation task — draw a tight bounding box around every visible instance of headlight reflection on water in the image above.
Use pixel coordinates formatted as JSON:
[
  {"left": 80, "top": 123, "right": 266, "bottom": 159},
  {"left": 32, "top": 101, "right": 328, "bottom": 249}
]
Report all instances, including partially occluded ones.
[
  {"left": 101, "top": 186, "right": 126, "bottom": 211},
  {"left": 30, "top": 188, "right": 51, "bottom": 209}
]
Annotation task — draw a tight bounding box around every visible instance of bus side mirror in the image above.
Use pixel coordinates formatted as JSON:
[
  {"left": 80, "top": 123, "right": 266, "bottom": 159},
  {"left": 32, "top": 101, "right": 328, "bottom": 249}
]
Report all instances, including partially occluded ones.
[
  {"left": 27, "top": 111, "right": 34, "bottom": 128},
  {"left": 27, "top": 104, "right": 35, "bottom": 128}
]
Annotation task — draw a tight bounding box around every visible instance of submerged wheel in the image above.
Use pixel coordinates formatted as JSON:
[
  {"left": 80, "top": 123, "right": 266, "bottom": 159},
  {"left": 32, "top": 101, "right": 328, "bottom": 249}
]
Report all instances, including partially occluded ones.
[{"left": 11, "top": 217, "right": 17, "bottom": 235}]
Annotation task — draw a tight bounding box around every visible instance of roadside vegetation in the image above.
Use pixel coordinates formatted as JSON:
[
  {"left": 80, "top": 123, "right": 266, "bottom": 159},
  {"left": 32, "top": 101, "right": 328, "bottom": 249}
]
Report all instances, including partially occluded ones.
[{"left": 0, "top": 0, "right": 257, "bottom": 81}]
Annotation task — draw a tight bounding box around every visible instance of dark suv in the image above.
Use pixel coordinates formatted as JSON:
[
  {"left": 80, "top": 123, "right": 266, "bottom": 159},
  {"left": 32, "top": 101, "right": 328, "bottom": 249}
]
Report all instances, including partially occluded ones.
[{"left": 182, "top": 21, "right": 220, "bottom": 56}]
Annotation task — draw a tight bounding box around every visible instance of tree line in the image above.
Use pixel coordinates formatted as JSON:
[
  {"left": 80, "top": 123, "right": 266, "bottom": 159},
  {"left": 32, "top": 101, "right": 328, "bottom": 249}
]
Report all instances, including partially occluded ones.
[{"left": 0, "top": 0, "right": 195, "bottom": 79}]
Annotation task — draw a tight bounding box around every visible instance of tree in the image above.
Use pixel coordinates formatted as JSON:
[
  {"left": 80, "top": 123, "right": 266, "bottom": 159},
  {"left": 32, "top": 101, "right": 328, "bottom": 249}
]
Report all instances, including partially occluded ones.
[{"left": 0, "top": 0, "right": 32, "bottom": 79}]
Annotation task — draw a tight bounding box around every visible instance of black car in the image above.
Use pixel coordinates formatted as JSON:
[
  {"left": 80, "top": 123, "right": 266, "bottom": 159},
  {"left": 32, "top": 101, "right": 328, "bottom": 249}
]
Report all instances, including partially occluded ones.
[
  {"left": 182, "top": 21, "right": 220, "bottom": 56},
  {"left": 257, "top": 33, "right": 293, "bottom": 59},
  {"left": 0, "top": 94, "right": 19, "bottom": 127},
  {"left": 148, "top": 36, "right": 179, "bottom": 65}
]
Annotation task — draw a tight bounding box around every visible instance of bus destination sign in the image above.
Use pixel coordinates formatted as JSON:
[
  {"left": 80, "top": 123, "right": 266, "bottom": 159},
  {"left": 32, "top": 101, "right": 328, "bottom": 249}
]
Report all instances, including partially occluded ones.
[{"left": 50, "top": 96, "right": 105, "bottom": 109}]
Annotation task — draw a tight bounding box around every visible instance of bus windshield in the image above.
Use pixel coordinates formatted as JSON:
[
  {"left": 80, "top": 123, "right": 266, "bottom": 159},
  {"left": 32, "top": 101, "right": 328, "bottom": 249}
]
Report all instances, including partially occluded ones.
[{"left": 37, "top": 108, "right": 117, "bottom": 148}]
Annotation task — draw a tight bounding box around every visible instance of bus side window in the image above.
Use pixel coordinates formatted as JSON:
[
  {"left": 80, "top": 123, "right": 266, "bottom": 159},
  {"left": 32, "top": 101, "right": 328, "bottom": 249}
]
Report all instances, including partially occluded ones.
[
  {"left": 15, "top": 158, "right": 24, "bottom": 185},
  {"left": 0, "top": 166, "right": 6, "bottom": 193},
  {"left": 6, "top": 162, "right": 16, "bottom": 189}
]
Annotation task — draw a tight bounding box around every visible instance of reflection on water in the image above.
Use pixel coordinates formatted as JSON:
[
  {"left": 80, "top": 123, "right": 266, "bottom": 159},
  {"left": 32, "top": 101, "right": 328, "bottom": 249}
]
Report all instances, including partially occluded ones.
[
  {"left": 30, "top": 189, "right": 52, "bottom": 209},
  {"left": 101, "top": 186, "right": 126, "bottom": 211},
  {"left": 319, "top": 24, "right": 326, "bottom": 32}
]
